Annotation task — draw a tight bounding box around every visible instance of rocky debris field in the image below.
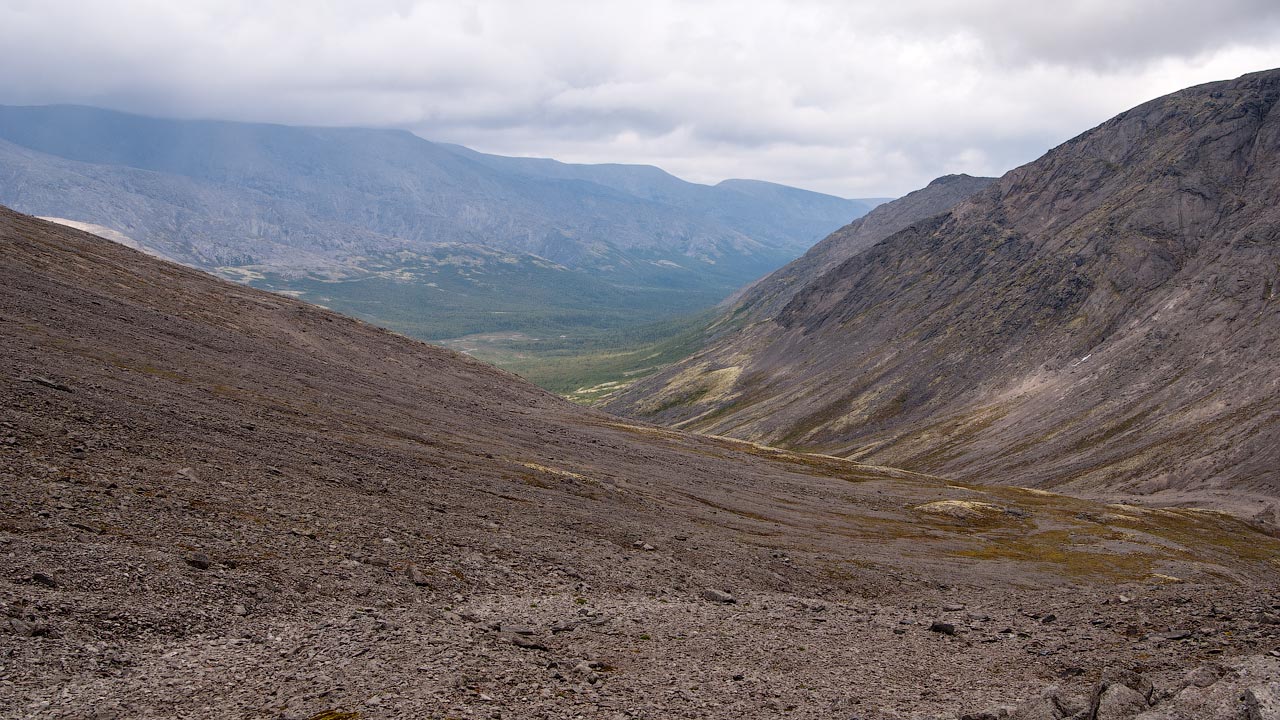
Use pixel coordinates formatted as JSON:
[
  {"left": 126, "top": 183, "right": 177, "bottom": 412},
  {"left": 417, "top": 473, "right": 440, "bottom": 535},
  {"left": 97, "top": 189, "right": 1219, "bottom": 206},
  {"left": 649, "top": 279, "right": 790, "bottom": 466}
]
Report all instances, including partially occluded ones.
[{"left": 2, "top": 207, "right": 1280, "bottom": 719}]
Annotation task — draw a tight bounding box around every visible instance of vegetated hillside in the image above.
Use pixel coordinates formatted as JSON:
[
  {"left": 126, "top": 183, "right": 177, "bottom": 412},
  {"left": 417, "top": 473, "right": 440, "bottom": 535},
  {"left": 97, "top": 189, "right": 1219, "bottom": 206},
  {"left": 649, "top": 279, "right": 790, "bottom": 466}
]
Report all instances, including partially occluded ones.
[
  {"left": 4, "top": 206, "right": 1279, "bottom": 719},
  {"left": 0, "top": 105, "right": 881, "bottom": 339},
  {"left": 607, "top": 69, "right": 1280, "bottom": 516}
]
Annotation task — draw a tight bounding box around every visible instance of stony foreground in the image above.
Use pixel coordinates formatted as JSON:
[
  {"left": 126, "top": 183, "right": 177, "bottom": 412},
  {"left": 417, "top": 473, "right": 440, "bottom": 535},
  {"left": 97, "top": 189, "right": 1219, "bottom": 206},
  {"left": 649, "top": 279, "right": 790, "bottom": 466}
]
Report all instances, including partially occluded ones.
[{"left": 3, "top": 207, "right": 1280, "bottom": 719}]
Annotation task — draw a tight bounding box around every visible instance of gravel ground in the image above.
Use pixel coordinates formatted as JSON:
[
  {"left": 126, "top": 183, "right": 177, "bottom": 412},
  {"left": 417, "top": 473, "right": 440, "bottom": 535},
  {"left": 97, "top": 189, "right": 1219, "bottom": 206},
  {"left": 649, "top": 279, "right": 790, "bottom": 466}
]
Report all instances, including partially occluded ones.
[{"left": 3, "top": 207, "right": 1279, "bottom": 719}]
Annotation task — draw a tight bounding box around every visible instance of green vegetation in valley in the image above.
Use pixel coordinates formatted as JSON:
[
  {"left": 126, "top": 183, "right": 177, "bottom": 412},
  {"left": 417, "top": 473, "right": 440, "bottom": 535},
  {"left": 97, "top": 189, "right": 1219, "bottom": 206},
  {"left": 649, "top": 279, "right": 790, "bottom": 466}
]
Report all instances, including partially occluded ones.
[
  {"left": 236, "top": 248, "right": 731, "bottom": 341},
  {"left": 232, "top": 249, "right": 730, "bottom": 401},
  {"left": 441, "top": 310, "right": 720, "bottom": 404}
]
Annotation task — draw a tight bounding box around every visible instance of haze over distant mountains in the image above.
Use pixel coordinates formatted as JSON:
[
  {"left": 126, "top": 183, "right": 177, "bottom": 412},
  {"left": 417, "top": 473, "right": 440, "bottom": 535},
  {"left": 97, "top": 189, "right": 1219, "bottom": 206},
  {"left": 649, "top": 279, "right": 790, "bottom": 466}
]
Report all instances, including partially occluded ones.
[
  {"left": 607, "top": 69, "right": 1280, "bottom": 515},
  {"left": 0, "top": 104, "right": 883, "bottom": 339}
]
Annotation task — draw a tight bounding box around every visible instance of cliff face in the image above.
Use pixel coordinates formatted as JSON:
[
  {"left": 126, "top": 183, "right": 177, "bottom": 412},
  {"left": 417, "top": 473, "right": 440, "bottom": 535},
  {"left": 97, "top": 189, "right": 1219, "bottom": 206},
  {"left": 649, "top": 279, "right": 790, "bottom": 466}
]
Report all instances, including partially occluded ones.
[{"left": 608, "top": 70, "right": 1280, "bottom": 509}]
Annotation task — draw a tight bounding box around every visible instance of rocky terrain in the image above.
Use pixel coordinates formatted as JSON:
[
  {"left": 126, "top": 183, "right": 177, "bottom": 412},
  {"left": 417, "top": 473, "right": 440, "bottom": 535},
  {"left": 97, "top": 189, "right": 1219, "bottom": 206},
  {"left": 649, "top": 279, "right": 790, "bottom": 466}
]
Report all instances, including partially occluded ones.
[
  {"left": 606, "top": 69, "right": 1280, "bottom": 517},
  {"left": 718, "top": 173, "right": 996, "bottom": 323},
  {"left": 3, "top": 207, "right": 1280, "bottom": 718}
]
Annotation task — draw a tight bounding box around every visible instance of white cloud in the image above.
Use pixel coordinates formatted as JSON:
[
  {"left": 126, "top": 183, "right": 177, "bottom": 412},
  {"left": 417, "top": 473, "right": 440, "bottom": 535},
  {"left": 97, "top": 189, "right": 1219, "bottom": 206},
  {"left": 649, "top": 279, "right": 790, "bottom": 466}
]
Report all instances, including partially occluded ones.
[{"left": 1, "top": 0, "right": 1278, "bottom": 195}]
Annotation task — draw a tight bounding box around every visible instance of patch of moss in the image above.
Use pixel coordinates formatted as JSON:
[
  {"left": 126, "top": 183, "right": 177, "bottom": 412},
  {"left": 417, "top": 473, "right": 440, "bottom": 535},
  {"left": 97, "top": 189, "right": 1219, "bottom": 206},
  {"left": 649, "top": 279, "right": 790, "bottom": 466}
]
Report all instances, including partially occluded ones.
[{"left": 951, "top": 529, "right": 1156, "bottom": 580}]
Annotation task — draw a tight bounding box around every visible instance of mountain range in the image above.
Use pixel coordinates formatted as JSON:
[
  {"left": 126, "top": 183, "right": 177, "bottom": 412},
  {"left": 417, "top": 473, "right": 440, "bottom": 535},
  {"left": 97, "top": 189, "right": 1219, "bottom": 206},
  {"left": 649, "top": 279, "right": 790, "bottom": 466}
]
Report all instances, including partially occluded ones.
[
  {"left": 0, "top": 104, "right": 882, "bottom": 340},
  {"left": 605, "top": 69, "right": 1280, "bottom": 516}
]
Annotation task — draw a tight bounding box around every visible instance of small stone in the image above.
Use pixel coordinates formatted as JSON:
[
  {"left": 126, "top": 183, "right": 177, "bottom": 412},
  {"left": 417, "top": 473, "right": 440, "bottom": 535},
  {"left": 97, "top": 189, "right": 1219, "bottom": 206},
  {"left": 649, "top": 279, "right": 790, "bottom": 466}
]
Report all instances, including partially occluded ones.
[
  {"left": 29, "top": 376, "right": 74, "bottom": 393},
  {"left": 31, "top": 572, "right": 58, "bottom": 588},
  {"left": 1184, "top": 665, "right": 1222, "bottom": 688},
  {"left": 959, "top": 710, "right": 1010, "bottom": 720},
  {"left": 187, "top": 552, "right": 212, "bottom": 570},
  {"left": 406, "top": 565, "right": 430, "bottom": 586},
  {"left": 8, "top": 618, "right": 36, "bottom": 637},
  {"left": 176, "top": 467, "right": 198, "bottom": 481},
  {"left": 1095, "top": 683, "right": 1148, "bottom": 718},
  {"left": 943, "top": 603, "right": 966, "bottom": 612},
  {"left": 512, "top": 635, "right": 548, "bottom": 651},
  {"left": 1041, "top": 613, "right": 1057, "bottom": 624},
  {"left": 929, "top": 621, "right": 956, "bottom": 635},
  {"left": 701, "top": 588, "right": 736, "bottom": 604},
  {"left": 500, "top": 624, "right": 536, "bottom": 635},
  {"left": 1244, "top": 684, "right": 1280, "bottom": 719},
  {"left": 232, "top": 604, "right": 248, "bottom": 617}
]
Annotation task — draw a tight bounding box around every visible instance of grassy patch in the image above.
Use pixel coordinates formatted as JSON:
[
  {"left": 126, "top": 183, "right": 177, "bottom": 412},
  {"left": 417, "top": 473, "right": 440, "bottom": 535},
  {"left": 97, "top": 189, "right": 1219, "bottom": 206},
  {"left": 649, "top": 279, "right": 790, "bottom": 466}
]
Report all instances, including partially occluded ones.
[{"left": 448, "top": 311, "right": 719, "bottom": 402}]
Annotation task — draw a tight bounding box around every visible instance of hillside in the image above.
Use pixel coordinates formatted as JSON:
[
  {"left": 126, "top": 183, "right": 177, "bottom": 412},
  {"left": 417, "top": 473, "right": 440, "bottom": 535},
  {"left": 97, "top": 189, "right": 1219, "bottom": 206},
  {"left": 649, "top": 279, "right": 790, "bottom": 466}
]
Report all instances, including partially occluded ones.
[
  {"left": 605, "top": 69, "right": 1280, "bottom": 517},
  {"left": 718, "top": 173, "right": 997, "bottom": 324},
  {"left": 571, "top": 173, "right": 994, "bottom": 407},
  {"left": 4, "top": 207, "right": 1279, "bottom": 719},
  {"left": 0, "top": 105, "right": 881, "bottom": 343}
]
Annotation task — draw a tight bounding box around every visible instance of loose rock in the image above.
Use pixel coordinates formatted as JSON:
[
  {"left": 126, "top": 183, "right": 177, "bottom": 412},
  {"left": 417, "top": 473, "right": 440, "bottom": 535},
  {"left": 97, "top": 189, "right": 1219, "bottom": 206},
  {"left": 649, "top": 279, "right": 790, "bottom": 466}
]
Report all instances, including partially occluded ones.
[{"left": 702, "top": 588, "right": 736, "bottom": 604}]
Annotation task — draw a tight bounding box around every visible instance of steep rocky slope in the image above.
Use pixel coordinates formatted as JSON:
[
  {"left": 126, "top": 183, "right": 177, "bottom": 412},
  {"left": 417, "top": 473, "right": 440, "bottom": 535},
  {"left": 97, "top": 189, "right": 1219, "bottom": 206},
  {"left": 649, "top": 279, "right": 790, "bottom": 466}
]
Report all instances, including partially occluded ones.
[
  {"left": 607, "top": 70, "right": 1280, "bottom": 515},
  {"left": 719, "top": 173, "right": 996, "bottom": 322},
  {"left": 3, "top": 207, "right": 1279, "bottom": 719},
  {"left": 599, "top": 172, "right": 995, "bottom": 407}
]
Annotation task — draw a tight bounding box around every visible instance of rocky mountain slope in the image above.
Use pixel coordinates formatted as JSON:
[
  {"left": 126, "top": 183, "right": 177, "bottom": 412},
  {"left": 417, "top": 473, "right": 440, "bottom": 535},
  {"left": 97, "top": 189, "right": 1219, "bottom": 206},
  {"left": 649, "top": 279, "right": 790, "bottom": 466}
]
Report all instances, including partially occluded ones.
[
  {"left": 606, "top": 70, "right": 1280, "bottom": 516},
  {"left": 591, "top": 172, "right": 996, "bottom": 408},
  {"left": 4, "top": 207, "right": 1279, "bottom": 719},
  {"left": 719, "top": 173, "right": 996, "bottom": 324}
]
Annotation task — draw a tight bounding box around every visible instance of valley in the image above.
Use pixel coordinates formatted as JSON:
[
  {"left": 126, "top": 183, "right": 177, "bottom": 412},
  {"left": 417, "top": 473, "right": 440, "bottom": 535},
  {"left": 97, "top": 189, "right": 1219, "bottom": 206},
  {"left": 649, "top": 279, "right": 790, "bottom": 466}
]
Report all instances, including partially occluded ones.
[
  {"left": 3, "top": 207, "right": 1280, "bottom": 719},
  {"left": 2, "top": 9, "right": 1280, "bottom": 714},
  {"left": 0, "top": 104, "right": 882, "bottom": 356}
]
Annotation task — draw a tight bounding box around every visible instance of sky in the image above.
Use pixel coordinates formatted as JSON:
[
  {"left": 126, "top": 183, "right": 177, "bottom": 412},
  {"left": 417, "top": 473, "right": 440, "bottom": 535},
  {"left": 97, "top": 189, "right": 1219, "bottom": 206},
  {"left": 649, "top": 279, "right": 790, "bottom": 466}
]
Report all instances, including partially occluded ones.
[{"left": 2, "top": 1, "right": 1280, "bottom": 197}]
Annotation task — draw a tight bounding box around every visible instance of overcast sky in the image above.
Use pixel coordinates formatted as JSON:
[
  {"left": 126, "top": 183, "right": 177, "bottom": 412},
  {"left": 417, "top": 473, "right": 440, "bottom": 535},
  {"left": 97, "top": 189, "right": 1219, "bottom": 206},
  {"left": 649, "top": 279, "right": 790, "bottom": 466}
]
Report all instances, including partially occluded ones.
[{"left": 3, "top": 1, "right": 1280, "bottom": 197}]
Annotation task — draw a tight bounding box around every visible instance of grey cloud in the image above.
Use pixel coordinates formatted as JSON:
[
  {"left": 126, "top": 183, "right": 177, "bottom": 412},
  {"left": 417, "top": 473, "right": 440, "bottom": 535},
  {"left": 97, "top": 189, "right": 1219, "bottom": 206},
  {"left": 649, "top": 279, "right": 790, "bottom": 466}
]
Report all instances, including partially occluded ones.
[{"left": 0, "top": 1, "right": 1278, "bottom": 196}]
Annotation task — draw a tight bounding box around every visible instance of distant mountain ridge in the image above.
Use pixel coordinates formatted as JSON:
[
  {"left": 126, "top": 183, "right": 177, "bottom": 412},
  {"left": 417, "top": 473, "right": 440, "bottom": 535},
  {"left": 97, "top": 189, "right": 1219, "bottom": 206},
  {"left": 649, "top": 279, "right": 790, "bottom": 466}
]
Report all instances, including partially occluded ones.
[
  {"left": 0, "top": 104, "right": 882, "bottom": 341},
  {"left": 0, "top": 105, "right": 879, "bottom": 279},
  {"left": 607, "top": 69, "right": 1280, "bottom": 511}
]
